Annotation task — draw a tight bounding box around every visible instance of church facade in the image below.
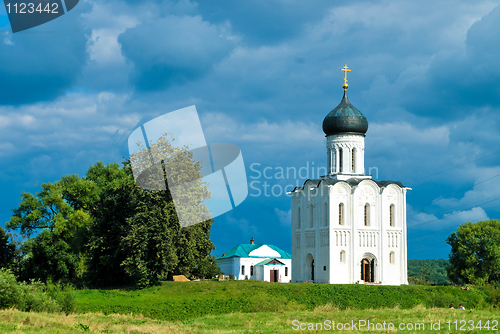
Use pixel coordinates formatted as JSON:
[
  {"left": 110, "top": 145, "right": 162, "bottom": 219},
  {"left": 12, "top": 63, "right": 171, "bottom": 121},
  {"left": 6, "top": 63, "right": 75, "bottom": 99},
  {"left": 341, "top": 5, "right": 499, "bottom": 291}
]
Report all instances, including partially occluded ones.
[{"left": 290, "top": 67, "right": 409, "bottom": 285}]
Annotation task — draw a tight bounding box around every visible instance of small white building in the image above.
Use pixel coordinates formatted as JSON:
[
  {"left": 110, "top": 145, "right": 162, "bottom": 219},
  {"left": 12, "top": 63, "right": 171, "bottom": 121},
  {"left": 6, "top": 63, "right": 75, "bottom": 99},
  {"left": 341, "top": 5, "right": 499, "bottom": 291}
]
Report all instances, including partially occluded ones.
[
  {"left": 217, "top": 238, "right": 292, "bottom": 282},
  {"left": 291, "top": 69, "right": 410, "bottom": 285}
]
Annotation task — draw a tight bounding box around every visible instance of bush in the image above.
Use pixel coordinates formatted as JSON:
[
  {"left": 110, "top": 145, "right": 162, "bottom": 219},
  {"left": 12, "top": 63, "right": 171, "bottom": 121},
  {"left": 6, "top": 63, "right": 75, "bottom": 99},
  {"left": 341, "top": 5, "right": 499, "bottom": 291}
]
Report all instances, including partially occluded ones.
[
  {"left": 0, "top": 268, "right": 21, "bottom": 309},
  {"left": 0, "top": 268, "right": 75, "bottom": 314}
]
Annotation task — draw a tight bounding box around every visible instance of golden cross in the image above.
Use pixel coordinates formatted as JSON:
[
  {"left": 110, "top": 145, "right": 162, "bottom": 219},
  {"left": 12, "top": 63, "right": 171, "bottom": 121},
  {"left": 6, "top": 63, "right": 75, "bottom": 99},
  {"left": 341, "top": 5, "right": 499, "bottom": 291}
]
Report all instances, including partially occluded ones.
[{"left": 341, "top": 64, "right": 350, "bottom": 90}]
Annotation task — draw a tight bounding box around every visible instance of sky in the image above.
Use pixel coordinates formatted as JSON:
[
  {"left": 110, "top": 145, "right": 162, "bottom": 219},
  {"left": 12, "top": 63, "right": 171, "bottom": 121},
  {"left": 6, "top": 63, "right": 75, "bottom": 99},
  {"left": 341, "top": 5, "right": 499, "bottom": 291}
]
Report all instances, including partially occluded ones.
[{"left": 1, "top": 0, "right": 500, "bottom": 260}]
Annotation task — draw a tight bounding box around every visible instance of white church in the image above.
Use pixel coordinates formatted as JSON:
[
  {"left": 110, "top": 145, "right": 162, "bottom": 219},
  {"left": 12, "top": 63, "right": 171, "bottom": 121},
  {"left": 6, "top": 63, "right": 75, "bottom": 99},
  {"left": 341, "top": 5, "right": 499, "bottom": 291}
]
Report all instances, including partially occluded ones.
[{"left": 290, "top": 66, "right": 409, "bottom": 285}]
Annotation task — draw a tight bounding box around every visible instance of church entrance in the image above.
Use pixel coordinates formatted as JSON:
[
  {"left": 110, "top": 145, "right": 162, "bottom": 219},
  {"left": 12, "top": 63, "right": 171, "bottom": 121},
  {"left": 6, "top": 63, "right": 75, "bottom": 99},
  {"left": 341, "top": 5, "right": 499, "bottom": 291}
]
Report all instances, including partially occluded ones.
[
  {"left": 311, "top": 259, "right": 314, "bottom": 281},
  {"left": 269, "top": 270, "right": 279, "bottom": 282},
  {"left": 360, "top": 258, "right": 375, "bottom": 282}
]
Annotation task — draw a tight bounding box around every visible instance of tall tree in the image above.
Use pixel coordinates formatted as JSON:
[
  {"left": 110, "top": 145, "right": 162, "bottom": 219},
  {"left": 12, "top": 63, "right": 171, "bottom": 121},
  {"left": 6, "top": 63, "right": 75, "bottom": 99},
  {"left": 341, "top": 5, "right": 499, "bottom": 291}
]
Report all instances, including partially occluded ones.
[
  {"left": 0, "top": 227, "right": 16, "bottom": 269},
  {"left": 19, "top": 229, "right": 77, "bottom": 283},
  {"left": 446, "top": 219, "right": 500, "bottom": 284},
  {"left": 6, "top": 181, "right": 91, "bottom": 240}
]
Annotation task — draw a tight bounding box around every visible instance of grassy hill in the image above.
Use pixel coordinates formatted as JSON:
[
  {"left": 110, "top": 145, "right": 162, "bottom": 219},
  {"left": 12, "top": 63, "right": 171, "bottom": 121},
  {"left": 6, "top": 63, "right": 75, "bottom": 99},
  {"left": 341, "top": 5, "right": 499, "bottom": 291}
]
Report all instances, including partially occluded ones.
[
  {"left": 75, "top": 280, "right": 495, "bottom": 321},
  {"left": 1, "top": 280, "right": 499, "bottom": 333}
]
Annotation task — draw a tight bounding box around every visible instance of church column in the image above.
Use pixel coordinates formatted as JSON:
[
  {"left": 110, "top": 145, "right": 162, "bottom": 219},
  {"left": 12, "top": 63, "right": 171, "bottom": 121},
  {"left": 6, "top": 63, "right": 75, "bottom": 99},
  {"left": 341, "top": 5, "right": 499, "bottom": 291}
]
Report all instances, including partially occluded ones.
[
  {"left": 331, "top": 147, "right": 336, "bottom": 174},
  {"left": 335, "top": 146, "right": 340, "bottom": 173},
  {"left": 358, "top": 147, "right": 365, "bottom": 174},
  {"left": 402, "top": 189, "right": 409, "bottom": 284},
  {"left": 327, "top": 148, "right": 331, "bottom": 174}
]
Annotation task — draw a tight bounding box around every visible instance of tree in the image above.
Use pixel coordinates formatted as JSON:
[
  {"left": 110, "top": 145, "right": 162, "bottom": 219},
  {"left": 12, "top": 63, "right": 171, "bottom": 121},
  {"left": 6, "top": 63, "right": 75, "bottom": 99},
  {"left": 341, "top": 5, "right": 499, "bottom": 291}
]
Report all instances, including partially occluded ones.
[
  {"left": 7, "top": 133, "right": 216, "bottom": 287},
  {"left": 19, "top": 229, "right": 77, "bottom": 283},
  {"left": 191, "top": 255, "right": 221, "bottom": 279},
  {"left": 121, "top": 133, "right": 214, "bottom": 285},
  {"left": 446, "top": 219, "right": 500, "bottom": 284},
  {"left": 0, "top": 227, "right": 16, "bottom": 269},
  {"left": 86, "top": 133, "right": 215, "bottom": 286},
  {"left": 83, "top": 162, "right": 137, "bottom": 286},
  {"left": 6, "top": 181, "right": 91, "bottom": 240}
]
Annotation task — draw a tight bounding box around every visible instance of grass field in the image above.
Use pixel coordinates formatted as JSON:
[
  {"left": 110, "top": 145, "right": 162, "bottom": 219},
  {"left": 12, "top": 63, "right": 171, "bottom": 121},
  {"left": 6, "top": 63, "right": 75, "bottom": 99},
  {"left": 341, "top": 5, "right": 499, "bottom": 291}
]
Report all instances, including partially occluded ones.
[
  {"left": 1, "top": 306, "right": 499, "bottom": 333},
  {"left": 74, "top": 280, "right": 494, "bottom": 321},
  {"left": 0, "top": 280, "right": 499, "bottom": 333}
]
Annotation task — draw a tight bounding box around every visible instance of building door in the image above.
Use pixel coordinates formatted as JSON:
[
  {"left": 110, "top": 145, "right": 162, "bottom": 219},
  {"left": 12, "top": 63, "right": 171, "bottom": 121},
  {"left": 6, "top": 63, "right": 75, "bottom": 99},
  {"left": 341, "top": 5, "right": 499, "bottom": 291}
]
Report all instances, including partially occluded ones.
[
  {"left": 270, "top": 270, "right": 278, "bottom": 282},
  {"left": 361, "top": 259, "right": 372, "bottom": 282}
]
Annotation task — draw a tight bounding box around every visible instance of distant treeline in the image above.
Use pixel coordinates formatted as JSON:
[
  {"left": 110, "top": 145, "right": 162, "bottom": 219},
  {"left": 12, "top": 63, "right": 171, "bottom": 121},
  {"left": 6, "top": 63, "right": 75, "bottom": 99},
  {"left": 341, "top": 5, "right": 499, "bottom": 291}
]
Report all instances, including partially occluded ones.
[{"left": 408, "top": 259, "right": 449, "bottom": 285}]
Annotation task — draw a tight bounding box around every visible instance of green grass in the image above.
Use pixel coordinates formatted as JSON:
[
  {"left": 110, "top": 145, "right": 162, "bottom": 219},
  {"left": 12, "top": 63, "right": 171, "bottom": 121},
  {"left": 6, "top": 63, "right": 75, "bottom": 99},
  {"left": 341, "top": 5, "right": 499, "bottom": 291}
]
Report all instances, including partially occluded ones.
[
  {"left": 74, "top": 280, "right": 496, "bottom": 321},
  {"left": 1, "top": 281, "right": 499, "bottom": 333},
  {"left": 1, "top": 306, "right": 500, "bottom": 333}
]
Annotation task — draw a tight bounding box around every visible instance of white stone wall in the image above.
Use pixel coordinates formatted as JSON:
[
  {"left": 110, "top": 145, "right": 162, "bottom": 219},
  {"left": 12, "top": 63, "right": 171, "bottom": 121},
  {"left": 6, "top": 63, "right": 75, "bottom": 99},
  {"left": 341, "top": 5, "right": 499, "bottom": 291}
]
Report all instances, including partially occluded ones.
[
  {"left": 326, "top": 134, "right": 365, "bottom": 175},
  {"left": 291, "top": 179, "right": 408, "bottom": 285}
]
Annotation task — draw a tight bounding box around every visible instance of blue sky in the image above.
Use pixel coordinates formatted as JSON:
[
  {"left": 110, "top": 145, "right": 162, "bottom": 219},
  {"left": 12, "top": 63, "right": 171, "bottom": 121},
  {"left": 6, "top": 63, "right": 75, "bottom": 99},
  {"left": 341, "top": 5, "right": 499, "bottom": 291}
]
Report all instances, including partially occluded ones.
[{"left": 1, "top": 0, "right": 500, "bottom": 260}]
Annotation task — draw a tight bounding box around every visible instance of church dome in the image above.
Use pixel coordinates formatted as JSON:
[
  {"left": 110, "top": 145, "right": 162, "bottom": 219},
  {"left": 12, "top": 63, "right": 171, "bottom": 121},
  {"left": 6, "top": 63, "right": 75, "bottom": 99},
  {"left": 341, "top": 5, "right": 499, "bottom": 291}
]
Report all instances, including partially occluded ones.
[{"left": 322, "top": 90, "right": 368, "bottom": 136}]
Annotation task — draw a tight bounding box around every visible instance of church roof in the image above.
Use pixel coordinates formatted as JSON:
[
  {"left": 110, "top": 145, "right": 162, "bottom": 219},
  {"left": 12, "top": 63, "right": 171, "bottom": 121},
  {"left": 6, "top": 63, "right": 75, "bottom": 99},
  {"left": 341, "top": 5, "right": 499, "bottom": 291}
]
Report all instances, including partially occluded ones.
[
  {"left": 322, "top": 90, "right": 368, "bottom": 136},
  {"left": 291, "top": 178, "right": 407, "bottom": 192},
  {"left": 254, "top": 258, "right": 286, "bottom": 266},
  {"left": 216, "top": 244, "right": 291, "bottom": 260}
]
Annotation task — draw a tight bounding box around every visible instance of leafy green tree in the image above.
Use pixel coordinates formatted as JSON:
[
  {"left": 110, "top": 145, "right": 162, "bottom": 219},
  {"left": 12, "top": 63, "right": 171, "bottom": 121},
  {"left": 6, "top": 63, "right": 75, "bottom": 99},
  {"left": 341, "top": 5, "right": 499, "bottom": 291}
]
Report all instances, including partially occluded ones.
[
  {"left": 446, "top": 219, "right": 500, "bottom": 284},
  {"left": 0, "top": 227, "right": 16, "bottom": 269},
  {"left": 6, "top": 181, "right": 91, "bottom": 240},
  {"left": 7, "top": 133, "right": 216, "bottom": 287},
  {"left": 191, "top": 255, "right": 221, "bottom": 279},
  {"left": 121, "top": 133, "right": 214, "bottom": 285},
  {"left": 19, "top": 229, "right": 77, "bottom": 283},
  {"left": 83, "top": 162, "right": 137, "bottom": 286}
]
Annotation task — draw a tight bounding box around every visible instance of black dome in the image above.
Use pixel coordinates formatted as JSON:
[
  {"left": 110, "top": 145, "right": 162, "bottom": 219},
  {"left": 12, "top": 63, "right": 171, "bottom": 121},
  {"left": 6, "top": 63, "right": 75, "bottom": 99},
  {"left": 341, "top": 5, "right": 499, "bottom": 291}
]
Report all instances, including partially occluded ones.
[{"left": 322, "top": 91, "right": 368, "bottom": 136}]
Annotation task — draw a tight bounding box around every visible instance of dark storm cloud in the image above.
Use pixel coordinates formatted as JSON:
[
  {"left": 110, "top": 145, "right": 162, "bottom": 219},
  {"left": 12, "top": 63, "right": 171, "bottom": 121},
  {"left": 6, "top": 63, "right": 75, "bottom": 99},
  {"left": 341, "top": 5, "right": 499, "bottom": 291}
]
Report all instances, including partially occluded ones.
[
  {"left": 118, "top": 15, "right": 236, "bottom": 91},
  {"left": 0, "top": 3, "right": 91, "bottom": 105},
  {"left": 195, "top": 0, "right": 340, "bottom": 46},
  {"left": 396, "top": 5, "right": 500, "bottom": 119}
]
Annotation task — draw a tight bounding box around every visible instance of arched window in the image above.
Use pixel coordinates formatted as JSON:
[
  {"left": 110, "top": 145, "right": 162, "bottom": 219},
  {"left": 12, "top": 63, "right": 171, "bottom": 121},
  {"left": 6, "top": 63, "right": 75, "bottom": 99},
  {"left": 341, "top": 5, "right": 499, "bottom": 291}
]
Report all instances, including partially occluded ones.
[
  {"left": 351, "top": 148, "right": 356, "bottom": 173},
  {"left": 364, "top": 204, "right": 370, "bottom": 226},
  {"left": 339, "top": 203, "right": 344, "bottom": 225},
  {"left": 285, "top": 267, "right": 288, "bottom": 276},
  {"left": 298, "top": 207, "right": 301, "bottom": 229},
  {"left": 390, "top": 204, "right": 395, "bottom": 227},
  {"left": 339, "top": 148, "right": 343, "bottom": 173},
  {"left": 250, "top": 265, "right": 254, "bottom": 276},
  {"left": 390, "top": 252, "right": 395, "bottom": 264},
  {"left": 310, "top": 206, "right": 313, "bottom": 228},
  {"left": 241, "top": 265, "right": 245, "bottom": 275},
  {"left": 340, "top": 250, "right": 345, "bottom": 263},
  {"left": 324, "top": 203, "right": 328, "bottom": 226}
]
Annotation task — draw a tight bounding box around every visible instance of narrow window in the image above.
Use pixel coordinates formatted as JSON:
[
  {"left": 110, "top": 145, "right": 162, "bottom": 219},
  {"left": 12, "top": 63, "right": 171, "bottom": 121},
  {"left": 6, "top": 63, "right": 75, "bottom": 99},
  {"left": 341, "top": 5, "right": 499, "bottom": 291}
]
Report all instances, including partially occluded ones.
[
  {"left": 364, "top": 204, "right": 370, "bottom": 226},
  {"left": 390, "top": 252, "right": 395, "bottom": 264},
  {"left": 323, "top": 266, "right": 327, "bottom": 271},
  {"left": 339, "top": 203, "right": 344, "bottom": 225},
  {"left": 298, "top": 207, "right": 301, "bottom": 229},
  {"left": 285, "top": 267, "right": 288, "bottom": 276},
  {"left": 351, "top": 148, "right": 355, "bottom": 173},
  {"left": 324, "top": 203, "right": 328, "bottom": 226},
  {"left": 250, "top": 265, "right": 254, "bottom": 276},
  {"left": 241, "top": 265, "right": 245, "bottom": 275},
  {"left": 340, "top": 250, "right": 345, "bottom": 263},
  {"left": 390, "top": 204, "right": 395, "bottom": 227},
  {"left": 339, "top": 148, "right": 343, "bottom": 173},
  {"left": 310, "top": 206, "right": 313, "bottom": 228}
]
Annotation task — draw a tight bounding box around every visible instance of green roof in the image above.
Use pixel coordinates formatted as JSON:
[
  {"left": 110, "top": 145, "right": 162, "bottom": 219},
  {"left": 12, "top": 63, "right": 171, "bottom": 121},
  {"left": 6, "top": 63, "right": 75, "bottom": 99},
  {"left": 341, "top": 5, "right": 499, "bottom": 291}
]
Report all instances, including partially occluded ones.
[
  {"left": 254, "top": 258, "right": 285, "bottom": 266},
  {"left": 216, "top": 244, "right": 291, "bottom": 260}
]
